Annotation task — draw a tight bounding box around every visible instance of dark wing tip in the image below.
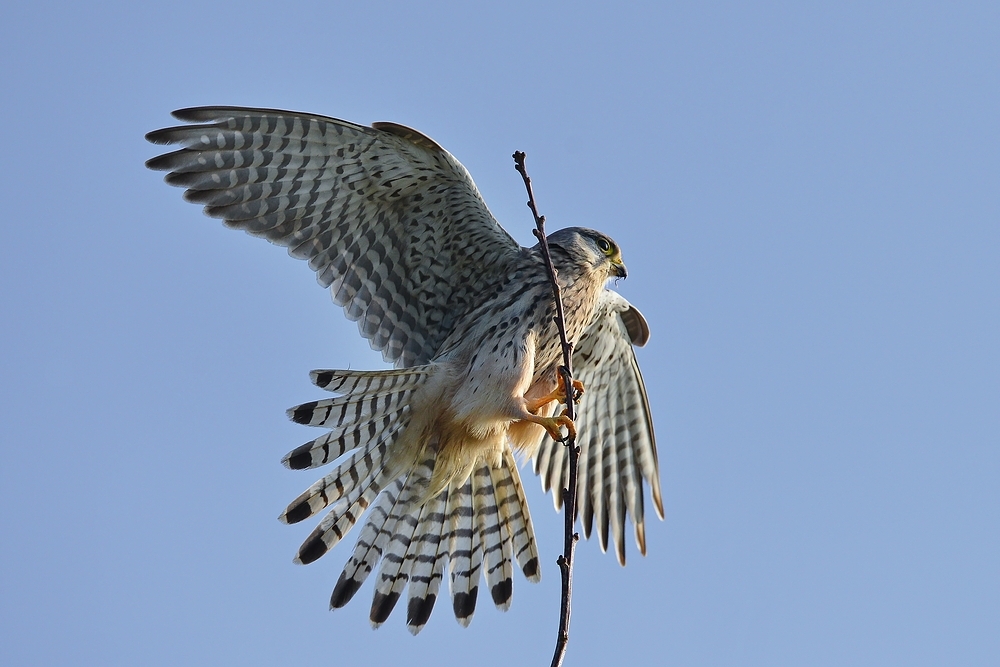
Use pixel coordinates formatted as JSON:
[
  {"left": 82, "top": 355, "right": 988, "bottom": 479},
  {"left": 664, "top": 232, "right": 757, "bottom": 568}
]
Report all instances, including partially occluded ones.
[
  {"left": 311, "top": 370, "right": 335, "bottom": 389},
  {"left": 144, "top": 127, "right": 178, "bottom": 146},
  {"left": 521, "top": 556, "right": 539, "bottom": 580},
  {"left": 281, "top": 500, "right": 313, "bottom": 526},
  {"left": 452, "top": 587, "right": 478, "bottom": 625},
  {"left": 281, "top": 443, "right": 315, "bottom": 470},
  {"left": 621, "top": 304, "right": 650, "bottom": 347},
  {"left": 370, "top": 590, "right": 402, "bottom": 625},
  {"left": 489, "top": 578, "right": 513, "bottom": 607},
  {"left": 294, "top": 533, "right": 329, "bottom": 564},
  {"left": 330, "top": 573, "right": 363, "bottom": 609},
  {"left": 406, "top": 594, "right": 437, "bottom": 631},
  {"left": 170, "top": 106, "right": 241, "bottom": 122},
  {"left": 288, "top": 401, "right": 319, "bottom": 424}
]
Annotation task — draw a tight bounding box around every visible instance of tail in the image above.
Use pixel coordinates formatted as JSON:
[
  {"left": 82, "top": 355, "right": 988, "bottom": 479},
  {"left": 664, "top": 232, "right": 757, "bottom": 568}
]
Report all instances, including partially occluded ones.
[{"left": 278, "top": 368, "right": 541, "bottom": 634}]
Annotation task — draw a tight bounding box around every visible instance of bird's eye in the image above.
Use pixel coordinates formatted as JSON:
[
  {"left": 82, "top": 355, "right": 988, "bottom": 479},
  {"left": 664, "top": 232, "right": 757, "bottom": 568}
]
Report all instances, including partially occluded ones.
[{"left": 597, "top": 237, "right": 613, "bottom": 254}]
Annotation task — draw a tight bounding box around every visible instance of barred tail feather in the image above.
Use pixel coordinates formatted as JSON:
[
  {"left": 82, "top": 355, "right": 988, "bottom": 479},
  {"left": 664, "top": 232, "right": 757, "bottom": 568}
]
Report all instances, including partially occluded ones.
[
  {"left": 369, "top": 457, "right": 435, "bottom": 627},
  {"left": 309, "top": 367, "right": 432, "bottom": 394},
  {"left": 447, "top": 477, "right": 481, "bottom": 626},
  {"left": 534, "top": 441, "right": 554, "bottom": 497},
  {"left": 280, "top": 363, "right": 541, "bottom": 631},
  {"left": 494, "top": 449, "right": 540, "bottom": 582},
  {"left": 282, "top": 417, "right": 401, "bottom": 472},
  {"left": 286, "top": 395, "right": 410, "bottom": 429},
  {"left": 282, "top": 367, "right": 428, "bottom": 470},
  {"left": 330, "top": 477, "right": 409, "bottom": 608},
  {"left": 294, "top": 464, "right": 395, "bottom": 565},
  {"left": 279, "top": 419, "right": 404, "bottom": 526},
  {"left": 473, "top": 463, "right": 514, "bottom": 611},
  {"left": 281, "top": 366, "right": 427, "bottom": 569},
  {"left": 404, "top": 490, "right": 449, "bottom": 634},
  {"left": 325, "top": 447, "right": 539, "bottom": 630}
]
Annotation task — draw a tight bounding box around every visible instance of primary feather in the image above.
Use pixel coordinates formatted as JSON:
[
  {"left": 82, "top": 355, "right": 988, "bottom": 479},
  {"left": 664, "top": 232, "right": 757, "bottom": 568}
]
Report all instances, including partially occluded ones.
[{"left": 147, "top": 106, "right": 662, "bottom": 630}]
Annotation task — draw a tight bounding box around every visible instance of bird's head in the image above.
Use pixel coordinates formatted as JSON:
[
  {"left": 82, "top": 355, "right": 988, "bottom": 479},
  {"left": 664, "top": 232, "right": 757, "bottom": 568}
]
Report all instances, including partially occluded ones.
[{"left": 546, "top": 227, "right": 627, "bottom": 280}]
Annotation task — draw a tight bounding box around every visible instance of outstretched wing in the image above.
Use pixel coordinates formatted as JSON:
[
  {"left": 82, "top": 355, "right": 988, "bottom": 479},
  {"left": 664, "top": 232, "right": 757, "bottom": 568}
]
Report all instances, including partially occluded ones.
[
  {"left": 146, "top": 106, "right": 521, "bottom": 367},
  {"left": 532, "top": 289, "right": 663, "bottom": 564}
]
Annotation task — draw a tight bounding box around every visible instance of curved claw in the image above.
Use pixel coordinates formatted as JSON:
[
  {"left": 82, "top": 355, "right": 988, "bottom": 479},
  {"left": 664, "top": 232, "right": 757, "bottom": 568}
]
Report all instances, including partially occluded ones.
[
  {"left": 527, "top": 410, "right": 576, "bottom": 443},
  {"left": 525, "top": 375, "right": 586, "bottom": 414}
]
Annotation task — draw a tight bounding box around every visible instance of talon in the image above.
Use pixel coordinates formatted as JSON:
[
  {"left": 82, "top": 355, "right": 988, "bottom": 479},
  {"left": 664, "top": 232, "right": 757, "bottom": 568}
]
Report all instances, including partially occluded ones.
[
  {"left": 525, "top": 375, "right": 586, "bottom": 414},
  {"left": 526, "top": 410, "right": 576, "bottom": 442}
]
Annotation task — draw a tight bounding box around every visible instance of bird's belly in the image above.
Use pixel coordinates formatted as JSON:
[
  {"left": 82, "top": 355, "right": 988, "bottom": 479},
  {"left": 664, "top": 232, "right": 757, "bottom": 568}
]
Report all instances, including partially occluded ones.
[{"left": 445, "top": 330, "right": 535, "bottom": 435}]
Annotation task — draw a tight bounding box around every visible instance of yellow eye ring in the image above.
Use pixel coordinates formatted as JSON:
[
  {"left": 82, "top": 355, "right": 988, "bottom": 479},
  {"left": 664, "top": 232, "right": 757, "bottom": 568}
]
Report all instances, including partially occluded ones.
[{"left": 597, "top": 237, "right": 613, "bottom": 254}]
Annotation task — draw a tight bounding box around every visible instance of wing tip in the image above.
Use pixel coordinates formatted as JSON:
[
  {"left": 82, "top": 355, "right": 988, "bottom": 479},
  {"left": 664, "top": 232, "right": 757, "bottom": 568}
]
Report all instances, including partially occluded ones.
[
  {"left": 406, "top": 594, "right": 437, "bottom": 634},
  {"left": 490, "top": 578, "right": 513, "bottom": 610},
  {"left": 652, "top": 485, "right": 665, "bottom": 520},
  {"left": 330, "top": 573, "right": 363, "bottom": 609},
  {"left": 370, "top": 590, "right": 402, "bottom": 627},
  {"left": 522, "top": 556, "right": 541, "bottom": 583},
  {"left": 452, "top": 587, "right": 478, "bottom": 626},
  {"left": 294, "top": 533, "right": 328, "bottom": 564},
  {"left": 622, "top": 304, "right": 650, "bottom": 347}
]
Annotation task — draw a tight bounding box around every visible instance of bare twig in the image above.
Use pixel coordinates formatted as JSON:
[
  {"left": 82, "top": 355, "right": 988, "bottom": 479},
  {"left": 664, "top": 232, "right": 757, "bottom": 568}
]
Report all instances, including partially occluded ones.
[{"left": 512, "top": 151, "right": 581, "bottom": 667}]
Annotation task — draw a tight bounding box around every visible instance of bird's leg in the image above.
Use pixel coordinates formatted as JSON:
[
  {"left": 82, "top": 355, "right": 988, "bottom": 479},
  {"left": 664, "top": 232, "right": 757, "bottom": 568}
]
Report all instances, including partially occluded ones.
[{"left": 525, "top": 373, "right": 585, "bottom": 414}]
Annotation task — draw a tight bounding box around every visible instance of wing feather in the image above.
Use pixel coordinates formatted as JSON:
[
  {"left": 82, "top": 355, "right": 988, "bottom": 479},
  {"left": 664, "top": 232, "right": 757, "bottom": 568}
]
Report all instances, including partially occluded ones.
[
  {"left": 532, "top": 290, "right": 663, "bottom": 561},
  {"left": 147, "top": 106, "right": 521, "bottom": 366}
]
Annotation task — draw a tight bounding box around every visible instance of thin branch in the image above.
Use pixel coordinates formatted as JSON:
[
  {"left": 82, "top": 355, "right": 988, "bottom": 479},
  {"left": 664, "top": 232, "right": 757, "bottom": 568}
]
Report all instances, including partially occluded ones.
[{"left": 513, "top": 151, "right": 581, "bottom": 667}]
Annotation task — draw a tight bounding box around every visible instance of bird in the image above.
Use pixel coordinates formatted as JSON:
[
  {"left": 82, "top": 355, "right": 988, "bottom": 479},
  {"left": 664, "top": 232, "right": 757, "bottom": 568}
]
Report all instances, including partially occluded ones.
[{"left": 145, "top": 106, "right": 663, "bottom": 634}]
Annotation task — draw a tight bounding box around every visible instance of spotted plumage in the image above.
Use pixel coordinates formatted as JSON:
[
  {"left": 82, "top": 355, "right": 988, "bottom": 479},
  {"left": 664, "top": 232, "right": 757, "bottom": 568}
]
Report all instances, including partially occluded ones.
[{"left": 146, "top": 106, "right": 661, "bottom": 633}]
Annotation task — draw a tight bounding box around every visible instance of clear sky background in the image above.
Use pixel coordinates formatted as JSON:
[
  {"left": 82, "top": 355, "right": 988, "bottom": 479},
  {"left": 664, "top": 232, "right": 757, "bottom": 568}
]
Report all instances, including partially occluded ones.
[{"left": 2, "top": 2, "right": 997, "bottom": 666}]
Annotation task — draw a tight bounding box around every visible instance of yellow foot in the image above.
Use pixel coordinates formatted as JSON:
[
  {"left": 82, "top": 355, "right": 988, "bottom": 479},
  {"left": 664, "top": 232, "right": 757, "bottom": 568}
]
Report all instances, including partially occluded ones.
[
  {"left": 525, "top": 375, "right": 586, "bottom": 414},
  {"left": 524, "top": 409, "right": 577, "bottom": 442}
]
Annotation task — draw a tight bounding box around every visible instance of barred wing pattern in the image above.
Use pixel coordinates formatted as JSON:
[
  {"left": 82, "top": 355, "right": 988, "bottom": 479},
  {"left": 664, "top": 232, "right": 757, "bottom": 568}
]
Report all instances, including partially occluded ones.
[
  {"left": 146, "top": 106, "right": 520, "bottom": 367},
  {"left": 147, "top": 107, "right": 663, "bottom": 631},
  {"left": 533, "top": 290, "right": 663, "bottom": 564},
  {"left": 277, "top": 367, "right": 540, "bottom": 634}
]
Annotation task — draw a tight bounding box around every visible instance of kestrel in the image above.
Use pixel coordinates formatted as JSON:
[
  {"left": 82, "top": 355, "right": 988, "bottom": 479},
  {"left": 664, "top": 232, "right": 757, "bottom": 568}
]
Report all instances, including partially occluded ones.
[{"left": 146, "top": 107, "right": 662, "bottom": 633}]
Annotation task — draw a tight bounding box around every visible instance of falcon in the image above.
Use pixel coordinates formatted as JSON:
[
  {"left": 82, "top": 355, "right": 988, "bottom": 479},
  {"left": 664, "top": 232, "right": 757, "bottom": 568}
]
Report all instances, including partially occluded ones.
[{"left": 146, "top": 107, "right": 662, "bottom": 633}]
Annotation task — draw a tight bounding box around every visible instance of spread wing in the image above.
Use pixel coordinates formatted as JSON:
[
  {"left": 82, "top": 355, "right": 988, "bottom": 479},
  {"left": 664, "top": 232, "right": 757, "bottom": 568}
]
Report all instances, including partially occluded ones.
[
  {"left": 146, "top": 106, "right": 521, "bottom": 367},
  {"left": 532, "top": 290, "right": 663, "bottom": 564}
]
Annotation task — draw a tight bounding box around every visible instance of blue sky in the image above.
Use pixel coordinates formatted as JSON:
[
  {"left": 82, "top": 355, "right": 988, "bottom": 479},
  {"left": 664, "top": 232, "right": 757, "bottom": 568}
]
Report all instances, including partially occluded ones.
[{"left": 1, "top": 2, "right": 997, "bottom": 665}]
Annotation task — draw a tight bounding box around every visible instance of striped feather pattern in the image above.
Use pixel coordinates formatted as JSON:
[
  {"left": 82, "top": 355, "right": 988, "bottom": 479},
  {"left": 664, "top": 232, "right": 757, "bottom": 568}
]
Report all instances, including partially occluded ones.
[
  {"left": 495, "top": 449, "right": 540, "bottom": 582},
  {"left": 271, "top": 367, "right": 545, "bottom": 631},
  {"left": 281, "top": 368, "right": 427, "bottom": 470},
  {"left": 403, "top": 490, "right": 449, "bottom": 634},
  {"left": 369, "top": 457, "right": 436, "bottom": 627},
  {"left": 278, "top": 419, "right": 402, "bottom": 526},
  {"left": 146, "top": 107, "right": 520, "bottom": 367},
  {"left": 446, "top": 477, "right": 481, "bottom": 626},
  {"left": 293, "top": 464, "right": 395, "bottom": 565},
  {"left": 330, "top": 477, "right": 408, "bottom": 609},
  {"left": 286, "top": 392, "right": 410, "bottom": 428},
  {"left": 310, "top": 367, "right": 431, "bottom": 394},
  {"left": 533, "top": 291, "right": 663, "bottom": 565},
  {"left": 473, "top": 464, "right": 514, "bottom": 611},
  {"left": 147, "top": 107, "right": 662, "bottom": 631},
  {"left": 317, "top": 450, "right": 536, "bottom": 630}
]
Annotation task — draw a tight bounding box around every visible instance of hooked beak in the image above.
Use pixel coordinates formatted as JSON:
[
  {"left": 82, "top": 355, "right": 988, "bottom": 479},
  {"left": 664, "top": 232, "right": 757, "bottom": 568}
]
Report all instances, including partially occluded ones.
[{"left": 612, "top": 259, "right": 628, "bottom": 279}]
